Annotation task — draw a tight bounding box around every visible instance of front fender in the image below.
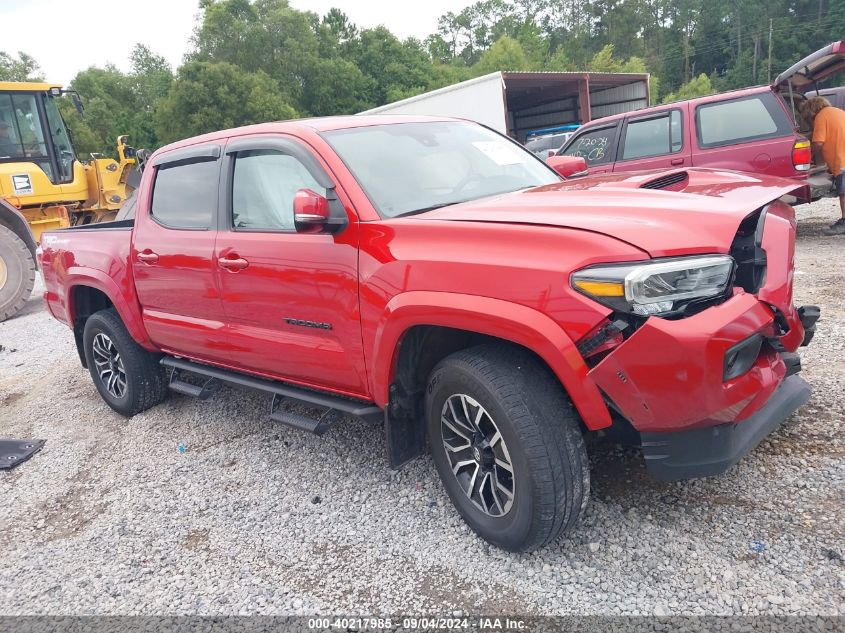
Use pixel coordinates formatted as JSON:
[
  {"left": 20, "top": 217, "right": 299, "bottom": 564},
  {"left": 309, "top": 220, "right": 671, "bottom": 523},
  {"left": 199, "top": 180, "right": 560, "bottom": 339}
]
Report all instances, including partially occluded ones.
[
  {"left": 65, "top": 268, "right": 155, "bottom": 350},
  {"left": 371, "top": 291, "right": 611, "bottom": 430}
]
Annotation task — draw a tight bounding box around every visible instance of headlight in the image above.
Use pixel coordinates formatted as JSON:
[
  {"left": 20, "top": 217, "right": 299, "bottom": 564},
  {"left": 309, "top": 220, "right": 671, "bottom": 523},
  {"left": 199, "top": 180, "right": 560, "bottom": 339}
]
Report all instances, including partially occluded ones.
[{"left": 571, "top": 255, "right": 734, "bottom": 316}]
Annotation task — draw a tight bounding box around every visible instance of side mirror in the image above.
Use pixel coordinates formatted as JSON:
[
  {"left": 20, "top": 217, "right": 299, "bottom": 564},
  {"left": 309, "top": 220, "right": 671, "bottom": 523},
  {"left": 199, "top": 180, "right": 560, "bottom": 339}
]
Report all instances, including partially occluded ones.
[
  {"left": 546, "top": 155, "right": 589, "bottom": 179},
  {"left": 293, "top": 188, "right": 346, "bottom": 234},
  {"left": 70, "top": 92, "right": 85, "bottom": 117}
]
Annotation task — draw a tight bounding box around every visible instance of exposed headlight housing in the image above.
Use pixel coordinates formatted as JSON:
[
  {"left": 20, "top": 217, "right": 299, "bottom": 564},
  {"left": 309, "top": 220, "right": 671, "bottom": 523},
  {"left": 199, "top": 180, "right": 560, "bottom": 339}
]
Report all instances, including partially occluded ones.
[{"left": 572, "top": 255, "right": 734, "bottom": 317}]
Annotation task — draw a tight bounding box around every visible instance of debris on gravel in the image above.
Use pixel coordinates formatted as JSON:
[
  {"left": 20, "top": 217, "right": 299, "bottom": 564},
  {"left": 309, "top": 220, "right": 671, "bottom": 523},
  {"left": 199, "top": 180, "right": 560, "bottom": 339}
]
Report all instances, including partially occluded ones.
[{"left": 0, "top": 199, "right": 843, "bottom": 616}]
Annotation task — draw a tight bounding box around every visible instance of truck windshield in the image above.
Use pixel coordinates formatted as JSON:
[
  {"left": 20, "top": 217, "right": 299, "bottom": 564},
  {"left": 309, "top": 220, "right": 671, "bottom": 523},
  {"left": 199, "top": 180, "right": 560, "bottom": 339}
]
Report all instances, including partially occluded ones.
[{"left": 322, "top": 121, "right": 559, "bottom": 218}]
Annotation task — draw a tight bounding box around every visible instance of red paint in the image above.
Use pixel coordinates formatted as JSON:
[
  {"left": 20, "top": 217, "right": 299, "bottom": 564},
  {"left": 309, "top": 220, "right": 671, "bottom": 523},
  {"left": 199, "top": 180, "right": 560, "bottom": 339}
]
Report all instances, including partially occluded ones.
[{"left": 41, "top": 116, "right": 810, "bottom": 437}]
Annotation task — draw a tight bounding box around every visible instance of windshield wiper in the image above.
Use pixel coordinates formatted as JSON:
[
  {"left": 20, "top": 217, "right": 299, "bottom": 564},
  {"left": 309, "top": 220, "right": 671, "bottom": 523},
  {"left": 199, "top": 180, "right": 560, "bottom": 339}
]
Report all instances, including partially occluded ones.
[
  {"left": 394, "top": 202, "right": 463, "bottom": 218},
  {"left": 393, "top": 186, "right": 537, "bottom": 219}
]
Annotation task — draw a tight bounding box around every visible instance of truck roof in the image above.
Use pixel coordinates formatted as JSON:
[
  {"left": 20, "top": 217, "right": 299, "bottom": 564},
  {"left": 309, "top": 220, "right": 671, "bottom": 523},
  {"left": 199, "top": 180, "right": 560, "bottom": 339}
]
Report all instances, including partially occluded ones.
[
  {"left": 578, "top": 84, "right": 774, "bottom": 127},
  {"left": 151, "top": 115, "right": 465, "bottom": 156}
]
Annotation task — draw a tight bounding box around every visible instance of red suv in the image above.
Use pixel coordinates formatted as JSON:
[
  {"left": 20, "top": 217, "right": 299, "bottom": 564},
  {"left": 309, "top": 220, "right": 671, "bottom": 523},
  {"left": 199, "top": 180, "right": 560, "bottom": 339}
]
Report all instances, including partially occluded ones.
[{"left": 556, "top": 41, "right": 844, "bottom": 202}]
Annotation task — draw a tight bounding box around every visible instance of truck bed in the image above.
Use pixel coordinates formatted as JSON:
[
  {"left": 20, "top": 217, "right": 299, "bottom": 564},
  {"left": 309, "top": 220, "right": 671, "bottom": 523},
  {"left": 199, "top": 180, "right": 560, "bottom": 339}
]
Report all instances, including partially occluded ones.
[{"left": 40, "top": 222, "right": 136, "bottom": 330}]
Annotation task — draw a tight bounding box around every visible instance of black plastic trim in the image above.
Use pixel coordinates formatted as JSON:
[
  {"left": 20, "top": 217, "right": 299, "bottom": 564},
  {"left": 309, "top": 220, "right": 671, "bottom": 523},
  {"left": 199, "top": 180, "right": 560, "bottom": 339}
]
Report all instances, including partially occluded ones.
[
  {"left": 723, "top": 333, "right": 763, "bottom": 381},
  {"left": 798, "top": 305, "right": 820, "bottom": 346},
  {"left": 641, "top": 375, "right": 811, "bottom": 481},
  {"left": 225, "top": 136, "right": 334, "bottom": 189},
  {"left": 150, "top": 144, "right": 221, "bottom": 169},
  {"left": 55, "top": 219, "right": 134, "bottom": 231}
]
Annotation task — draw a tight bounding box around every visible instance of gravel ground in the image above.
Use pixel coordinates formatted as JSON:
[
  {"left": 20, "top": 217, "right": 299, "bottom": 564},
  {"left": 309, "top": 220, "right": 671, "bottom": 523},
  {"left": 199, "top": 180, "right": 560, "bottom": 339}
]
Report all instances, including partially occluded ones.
[{"left": 1, "top": 198, "right": 844, "bottom": 618}]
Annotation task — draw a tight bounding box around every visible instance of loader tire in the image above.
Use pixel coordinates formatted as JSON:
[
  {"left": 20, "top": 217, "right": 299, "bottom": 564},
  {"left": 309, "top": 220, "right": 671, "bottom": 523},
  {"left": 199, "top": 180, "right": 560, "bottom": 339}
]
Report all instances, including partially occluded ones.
[{"left": 0, "top": 225, "right": 36, "bottom": 322}]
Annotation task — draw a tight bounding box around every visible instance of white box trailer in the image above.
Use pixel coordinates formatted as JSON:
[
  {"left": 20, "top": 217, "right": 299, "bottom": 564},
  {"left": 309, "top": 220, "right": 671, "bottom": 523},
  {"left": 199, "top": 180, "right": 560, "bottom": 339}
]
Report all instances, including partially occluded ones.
[{"left": 359, "top": 71, "right": 650, "bottom": 143}]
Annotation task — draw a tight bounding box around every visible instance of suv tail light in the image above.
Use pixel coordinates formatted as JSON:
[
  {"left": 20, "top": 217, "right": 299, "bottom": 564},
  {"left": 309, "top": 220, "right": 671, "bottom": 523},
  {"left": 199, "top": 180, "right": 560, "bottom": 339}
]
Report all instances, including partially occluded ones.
[{"left": 792, "top": 139, "right": 811, "bottom": 171}]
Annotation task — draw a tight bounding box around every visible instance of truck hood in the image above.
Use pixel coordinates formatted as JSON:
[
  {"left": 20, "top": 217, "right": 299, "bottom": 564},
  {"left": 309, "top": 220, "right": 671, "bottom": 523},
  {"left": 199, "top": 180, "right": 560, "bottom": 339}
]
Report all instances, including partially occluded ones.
[{"left": 421, "top": 169, "right": 802, "bottom": 257}]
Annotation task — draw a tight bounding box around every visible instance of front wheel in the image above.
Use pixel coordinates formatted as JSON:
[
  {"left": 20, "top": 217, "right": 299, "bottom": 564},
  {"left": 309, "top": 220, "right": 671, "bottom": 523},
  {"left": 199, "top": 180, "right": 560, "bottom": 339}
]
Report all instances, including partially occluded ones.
[
  {"left": 426, "top": 344, "right": 589, "bottom": 552},
  {"left": 83, "top": 308, "right": 168, "bottom": 416}
]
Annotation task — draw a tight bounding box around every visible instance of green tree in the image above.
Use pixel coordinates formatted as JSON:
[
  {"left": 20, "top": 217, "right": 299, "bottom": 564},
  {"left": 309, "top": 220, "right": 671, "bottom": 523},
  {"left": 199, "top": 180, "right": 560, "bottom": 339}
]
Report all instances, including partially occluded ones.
[
  {"left": 65, "top": 66, "right": 137, "bottom": 155},
  {"left": 544, "top": 47, "right": 573, "bottom": 71},
  {"left": 0, "top": 51, "right": 43, "bottom": 81},
  {"left": 473, "top": 36, "right": 530, "bottom": 75},
  {"left": 661, "top": 72, "right": 713, "bottom": 103},
  {"left": 302, "top": 58, "right": 374, "bottom": 116},
  {"left": 130, "top": 44, "right": 174, "bottom": 113},
  {"left": 587, "top": 44, "right": 621, "bottom": 72},
  {"left": 349, "top": 28, "right": 437, "bottom": 105},
  {"left": 191, "top": 0, "right": 319, "bottom": 108},
  {"left": 154, "top": 61, "right": 296, "bottom": 143},
  {"left": 57, "top": 99, "right": 102, "bottom": 157}
]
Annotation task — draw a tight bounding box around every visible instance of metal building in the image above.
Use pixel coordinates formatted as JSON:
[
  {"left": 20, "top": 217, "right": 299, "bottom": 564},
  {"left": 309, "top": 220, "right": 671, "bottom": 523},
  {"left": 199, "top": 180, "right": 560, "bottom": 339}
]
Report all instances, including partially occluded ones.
[{"left": 359, "top": 71, "right": 650, "bottom": 142}]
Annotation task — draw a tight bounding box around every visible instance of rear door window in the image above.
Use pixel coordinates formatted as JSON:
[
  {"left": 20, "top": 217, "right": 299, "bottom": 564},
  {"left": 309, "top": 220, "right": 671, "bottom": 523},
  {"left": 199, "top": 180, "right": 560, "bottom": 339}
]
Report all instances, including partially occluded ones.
[
  {"left": 621, "top": 110, "right": 683, "bottom": 160},
  {"left": 695, "top": 93, "right": 791, "bottom": 148},
  {"left": 562, "top": 124, "right": 618, "bottom": 166},
  {"left": 151, "top": 159, "right": 219, "bottom": 229}
]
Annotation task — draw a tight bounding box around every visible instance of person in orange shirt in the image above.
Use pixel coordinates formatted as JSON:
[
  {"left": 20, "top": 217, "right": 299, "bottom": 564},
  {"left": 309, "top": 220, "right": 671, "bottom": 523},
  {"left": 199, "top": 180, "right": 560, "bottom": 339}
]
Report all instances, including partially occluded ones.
[{"left": 801, "top": 96, "right": 845, "bottom": 235}]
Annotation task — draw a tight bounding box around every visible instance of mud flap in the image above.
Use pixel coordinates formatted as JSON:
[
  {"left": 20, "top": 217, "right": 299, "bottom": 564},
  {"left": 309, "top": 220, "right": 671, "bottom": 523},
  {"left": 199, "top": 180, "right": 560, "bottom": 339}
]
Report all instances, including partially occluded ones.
[{"left": 0, "top": 439, "right": 45, "bottom": 470}]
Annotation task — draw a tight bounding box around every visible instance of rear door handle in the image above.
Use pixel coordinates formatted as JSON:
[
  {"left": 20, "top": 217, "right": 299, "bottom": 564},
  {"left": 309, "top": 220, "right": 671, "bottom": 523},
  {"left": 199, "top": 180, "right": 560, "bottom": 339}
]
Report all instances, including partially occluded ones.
[
  {"left": 218, "top": 256, "right": 249, "bottom": 271},
  {"left": 670, "top": 157, "right": 685, "bottom": 166},
  {"left": 137, "top": 251, "right": 159, "bottom": 264}
]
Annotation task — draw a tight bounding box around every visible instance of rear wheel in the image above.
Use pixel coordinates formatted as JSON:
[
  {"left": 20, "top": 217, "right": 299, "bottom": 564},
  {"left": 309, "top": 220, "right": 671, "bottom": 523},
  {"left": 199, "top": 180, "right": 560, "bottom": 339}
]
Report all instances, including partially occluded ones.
[
  {"left": 83, "top": 308, "right": 168, "bottom": 416},
  {"left": 426, "top": 344, "right": 589, "bottom": 552},
  {"left": 0, "top": 225, "right": 36, "bottom": 322}
]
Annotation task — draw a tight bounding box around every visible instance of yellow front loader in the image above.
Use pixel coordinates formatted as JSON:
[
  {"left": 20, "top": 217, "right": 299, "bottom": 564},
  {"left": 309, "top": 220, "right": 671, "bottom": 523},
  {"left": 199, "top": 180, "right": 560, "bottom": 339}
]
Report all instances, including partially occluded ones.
[{"left": 0, "top": 82, "right": 141, "bottom": 321}]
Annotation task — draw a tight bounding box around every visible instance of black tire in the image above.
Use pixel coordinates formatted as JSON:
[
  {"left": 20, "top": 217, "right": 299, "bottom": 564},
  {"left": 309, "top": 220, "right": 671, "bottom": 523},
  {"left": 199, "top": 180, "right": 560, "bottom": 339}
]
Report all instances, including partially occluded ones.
[
  {"left": 82, "top": 308, "right": 168, "bottom": 416},
  {"left": 425, "top": 344, "right": 589, "bottom": 552},
  {"left": 0, "top": 225, "right": 36, "bottom": 322}
]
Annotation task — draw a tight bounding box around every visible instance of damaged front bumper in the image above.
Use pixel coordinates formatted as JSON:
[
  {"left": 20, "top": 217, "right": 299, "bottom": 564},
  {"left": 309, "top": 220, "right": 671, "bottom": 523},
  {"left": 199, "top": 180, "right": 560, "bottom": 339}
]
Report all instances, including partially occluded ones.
[
  {"left": 586, "top": 201, "right": 819, "bottom": 480},
  {"left": 589, "top": 293, "right": 818, "bottom": 480},
  {"left": 640, "top": 374, "right": 810, "bottom": 481}
]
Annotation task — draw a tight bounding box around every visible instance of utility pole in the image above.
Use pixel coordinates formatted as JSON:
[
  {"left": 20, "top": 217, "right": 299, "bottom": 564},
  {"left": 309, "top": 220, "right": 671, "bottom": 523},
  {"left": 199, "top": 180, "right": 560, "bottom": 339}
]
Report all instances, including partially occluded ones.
[{"left": 767, "top": 18, "right": 773, "bottom": 82}]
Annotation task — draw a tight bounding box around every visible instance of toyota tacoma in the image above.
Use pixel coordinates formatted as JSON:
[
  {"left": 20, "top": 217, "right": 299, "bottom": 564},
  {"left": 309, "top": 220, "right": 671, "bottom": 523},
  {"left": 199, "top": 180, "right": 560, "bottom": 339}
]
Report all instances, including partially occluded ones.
[{"left": 40, "top": 116, "right": 819, "bottom": 551}]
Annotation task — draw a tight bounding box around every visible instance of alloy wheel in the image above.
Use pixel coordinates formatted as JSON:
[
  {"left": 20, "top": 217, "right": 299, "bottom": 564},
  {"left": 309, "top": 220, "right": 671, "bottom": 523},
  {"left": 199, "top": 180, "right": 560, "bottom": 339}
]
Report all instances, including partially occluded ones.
[
  {"left": 440, "top": 393, "right": 515, "bottom": 517},
  {"left": 92, "top": 332, "right": 127, "bottom": 398}
]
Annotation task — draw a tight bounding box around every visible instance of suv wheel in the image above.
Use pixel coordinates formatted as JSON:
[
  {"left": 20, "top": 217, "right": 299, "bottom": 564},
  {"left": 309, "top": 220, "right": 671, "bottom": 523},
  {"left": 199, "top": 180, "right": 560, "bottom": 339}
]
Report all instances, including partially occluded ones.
[
  {"left": 83, "top": 308, "right": 168, "bottom": 416},
  {"left": 426, "top": 344, "right": 589, "bottom": 552}
]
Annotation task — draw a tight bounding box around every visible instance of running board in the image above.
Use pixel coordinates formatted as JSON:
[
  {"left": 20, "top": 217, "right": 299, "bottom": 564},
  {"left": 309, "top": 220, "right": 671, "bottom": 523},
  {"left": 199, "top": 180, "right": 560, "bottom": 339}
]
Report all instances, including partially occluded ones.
[
  {"left": 269, "top": 394, "right": 341, "bottom": 436},
  {"left": 160, "top": 357, "right": 383, "bottom": 426},
  {"left": 169, "top": 373, "right": 221, "bottom": 400}
]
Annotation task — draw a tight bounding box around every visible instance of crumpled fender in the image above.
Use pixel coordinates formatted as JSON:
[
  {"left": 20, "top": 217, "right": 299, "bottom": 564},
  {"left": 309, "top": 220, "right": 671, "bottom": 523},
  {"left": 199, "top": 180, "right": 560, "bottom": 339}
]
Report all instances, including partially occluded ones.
[{"left": 371, "top": 290, "right": 612, "bottom": 430}]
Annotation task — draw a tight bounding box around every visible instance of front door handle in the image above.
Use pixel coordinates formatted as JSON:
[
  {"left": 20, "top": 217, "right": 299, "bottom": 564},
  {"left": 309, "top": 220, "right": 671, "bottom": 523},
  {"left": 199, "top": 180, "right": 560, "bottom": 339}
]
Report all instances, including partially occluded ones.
[
  {"left": 137, "top": 251, "right": 159, "bottom": 264},
  {"left": 670, "top": 157, "right": 685, "bottom": 166},
  {"left": 218, "top": 256, "right": 249, "bottom": 271}
]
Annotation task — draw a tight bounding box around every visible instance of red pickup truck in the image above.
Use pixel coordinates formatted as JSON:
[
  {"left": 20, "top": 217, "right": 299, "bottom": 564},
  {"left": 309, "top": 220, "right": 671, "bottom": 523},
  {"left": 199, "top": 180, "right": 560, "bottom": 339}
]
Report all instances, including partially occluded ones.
[{"left": 40, "top": 116, "right": 819, "bottom": 551}]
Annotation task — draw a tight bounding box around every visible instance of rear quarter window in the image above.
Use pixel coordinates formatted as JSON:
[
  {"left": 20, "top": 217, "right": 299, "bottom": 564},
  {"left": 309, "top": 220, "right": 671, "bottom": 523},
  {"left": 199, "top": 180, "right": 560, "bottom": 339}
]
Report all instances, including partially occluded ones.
[
  {"left": 151, "top": 159, "right": 219, "bottom": 229},
  {"left": 695, "top": 92, "right": 792, "bottom": 148}
]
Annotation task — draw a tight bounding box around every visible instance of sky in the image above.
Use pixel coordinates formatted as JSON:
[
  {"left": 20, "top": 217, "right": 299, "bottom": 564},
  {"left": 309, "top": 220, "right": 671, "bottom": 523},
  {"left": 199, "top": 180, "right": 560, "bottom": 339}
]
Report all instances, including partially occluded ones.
[{"left": 0, "top": 0, "right": 463, "bottom": 86}]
